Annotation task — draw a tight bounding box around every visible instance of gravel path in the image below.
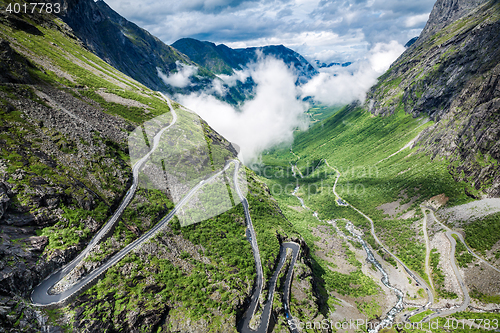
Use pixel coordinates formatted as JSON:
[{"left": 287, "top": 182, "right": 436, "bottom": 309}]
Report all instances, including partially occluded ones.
[
  {"left": 437, "top": 198, "right": 500, "bottom": 224},
  {"left": 422, "top": 208, "right": 435, "bottom": 292}
]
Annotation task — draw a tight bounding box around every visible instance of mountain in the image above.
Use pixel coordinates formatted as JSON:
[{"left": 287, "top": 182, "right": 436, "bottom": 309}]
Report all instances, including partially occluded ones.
[
  {"left": 404, "top": 36, "right": 419, "bottom": 48},
  {"left": 3, "top": 0, "right": 500, "bottom": 332},
  {"left": 54, "top": 0, "right": 259, "bottom": 105},
  {"left": 313, "top": 60, "right": 352, "bottom": 68},
  {"left": 258, "top": 0, "right": 500, "bottom": 327},
  {"left": 55, "top": 0, "right": 317, "bottom": 102},
  {"left": 172, "top": 38, "right": 318, "bottom": 83},
  {"left": 54, "top": 0, "right": 218, "bottom": 95},
  {"left": 365, "top": 0, "right": 500, "bottom": 198},
  {"left": 0, "top": 2, "right": 311, "bottom": 332},
  {"left": 170, "top": 38, "right": 235, "bottom": 76}
]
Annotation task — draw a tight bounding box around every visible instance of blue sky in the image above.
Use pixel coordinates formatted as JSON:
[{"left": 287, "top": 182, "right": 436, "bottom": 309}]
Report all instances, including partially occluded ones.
[{"left": 104, "top": 0, "right": 436, "bottom": 63}]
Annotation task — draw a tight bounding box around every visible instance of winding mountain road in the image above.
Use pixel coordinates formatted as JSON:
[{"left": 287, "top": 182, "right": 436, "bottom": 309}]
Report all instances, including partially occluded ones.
[
  {"left": 282, "top": 243, "right": 300, "bottom": 333},
  {"left": 33, "top": 156, "right": 240, "bottom": 306},
  {"left": 31, "top": 95, "right": 247, "bottom": 308},
  {"left": 418, "top": 208, "right": 500, "bottom": 321},
  {"left": 323, "top": 160, "right": 435, "bottom": 326},
  {"left": 426, "top": 208, "right": 500, "bottom": 274},
  {"left": 422, "top": 208, "right": 435, "bottom": 293},
  {"left": 287, "top": 153, "right": 498, "bottom": 327},
  {"left": 236, "top": 167, "right": 264, "bottom": 333},
  {"left": 424, "top": 230, "right": 470, "bottom": 321},
  {"left": 235, "top": 160, "right": 300, "bottom": 333},
  {"left": 32, "top": 94, "right": 178, "bottom": 306},
  {"left": 32, "top": 91, "right": 301, "bottom": 333},
  {"left": 238, "top": 242, "right": 300, "bottom": 333}
]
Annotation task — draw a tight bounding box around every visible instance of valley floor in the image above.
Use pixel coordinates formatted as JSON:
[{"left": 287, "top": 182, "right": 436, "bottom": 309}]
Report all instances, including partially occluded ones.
[{"left": 258, "top": 105, "right": 500, "bottom": 332}]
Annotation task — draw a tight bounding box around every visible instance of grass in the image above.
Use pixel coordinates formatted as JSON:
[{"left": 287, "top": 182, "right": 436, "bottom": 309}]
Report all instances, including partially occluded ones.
[
  {"left": 430, "top": 249, "right": 458, "bottom": 299},
  {"left": 258, "top": 105, "right": 472, "bottom": 307},
  {"left": 72, "top": 167, "right": 292, "bottom": 331},
  {"left": 375, "top": 217, "right": 427, "bottom": 280},
  {"left": 85, "top": 189, "right": 174, "bottom": 263},
  {"left": 409, "top": 309, "right": 434, "bottom": 323},
  {"left": 0, "top": 100, "right": 131, "bottom": 251},
  {"left": 245, "top": 171, "right": 299, "bottom": 281},
  {"left": 462, "top": 212, "right": 500, "bottom": 255},
  {"left": 256, "top": 169, "right": 381, "bottom": 312},
  {"left": 453, "top": 235, "right": 475, "bottom": 268},
  {"left": 78, "top": 90, "right": 152, "bottom": 124},
  {"left": 0, "top": 3, "right": 175, "bottom": 126},
  {"left": 50, "top": 153, "right": 298, "bottom": 330},
  {"left": 41, "top": 202, "right": 108, "bottom": 252},
  {"left": 303, "top": 104, "right": 343, "bottom": 126},
  {"left": 250, "top": 95, "right": 500, "bottom": 328},
  {"left": 355, "top": 299, "right": 382, "bottom": 320},
  {"left": 470, "top": 288, "right": 500, "bottom": 304}
]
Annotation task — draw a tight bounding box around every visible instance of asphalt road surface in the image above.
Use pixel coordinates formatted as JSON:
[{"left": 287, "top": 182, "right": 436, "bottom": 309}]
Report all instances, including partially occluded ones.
[
  {"left": 32, "top": 94, "right": 178, "bottom": 306},
  {"left": 32, "top": 159, "right": 235, "bottom": 306}
]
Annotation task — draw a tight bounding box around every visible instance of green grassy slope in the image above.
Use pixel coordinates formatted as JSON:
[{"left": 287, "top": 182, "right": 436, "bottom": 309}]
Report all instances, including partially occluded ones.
[
  {"left": 259, "top": 104, "right": 473, "bottom": 312},
  {"left": 0, "top": 3, "right": 301, "bottom": 332},
  {"left": 365, "top": 0, "right": 500, "bottom": 199}
]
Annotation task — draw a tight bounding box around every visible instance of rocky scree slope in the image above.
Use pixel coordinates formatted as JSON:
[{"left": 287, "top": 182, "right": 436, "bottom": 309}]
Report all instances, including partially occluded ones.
[{"left": 365, "top": 0, "right": 500, "bottom": 198}]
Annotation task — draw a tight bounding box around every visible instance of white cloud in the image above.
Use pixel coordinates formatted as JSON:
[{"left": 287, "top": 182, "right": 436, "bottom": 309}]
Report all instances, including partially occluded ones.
[
  {"left": 405, "top": 13, "right": 430, "bottom": 28},
  {"left": 176, "top": 56, "right": 309, "bottom": 164},
  {"left": 300, "top": 41, "right": 405, "bottom": 105},
  {"left": 218, "top": 70, "right": 250, "bottom": 87},
  {"left": 368, "top": 40, "right": 406, "bottom": 72},
  {"left": 171, "top": 42, "right": 405, "bottom": 164},
  {"left": 105, "top": 0, "right": 434, "bottom": 63},
  {"left": 224, "top": 30, "right": 368, "bottom": 64},
  {"left": 209, "top": 78, "right": 228, "bottom": 95},
  {"left": 157, "top": 61, "right": 198, "bottom": 88}
]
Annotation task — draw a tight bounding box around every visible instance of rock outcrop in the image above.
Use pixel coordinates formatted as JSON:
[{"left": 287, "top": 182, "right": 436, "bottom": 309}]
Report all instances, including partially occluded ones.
[
  {"left": 0, "top": 183, "right": 9, "bottom": 220},
  {"left": 421, "top": 0, "right": 490, "bottom": 36},
  {"left": 365, "top": 0, "right": 500, "bottom": 198}
]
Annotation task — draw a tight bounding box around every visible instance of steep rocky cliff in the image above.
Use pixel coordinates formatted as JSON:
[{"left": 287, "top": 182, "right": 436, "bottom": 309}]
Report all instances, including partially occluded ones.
[{"left": 365, "top": 0, "right": 500, "bottom": 198}]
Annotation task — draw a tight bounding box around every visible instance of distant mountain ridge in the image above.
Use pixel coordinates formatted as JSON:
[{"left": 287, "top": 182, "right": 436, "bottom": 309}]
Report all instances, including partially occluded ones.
[
  {"left": 55, "top": 0, "right": 317, "bottom": 102},
  {"left": 56, "top": 0, "right": 216, "bottom": 95},
  {"left": 54, "top": 0, "right": 260, "bottom": 104},
  {"left": 172, "top": 38, "right": 318, "bottom": 83},
  {"left": 313, "top": 60, "right": 352, "bottom": 68}
]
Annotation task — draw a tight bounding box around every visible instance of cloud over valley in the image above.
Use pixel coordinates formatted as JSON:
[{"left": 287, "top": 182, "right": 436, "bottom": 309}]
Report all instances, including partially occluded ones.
[{"left": 162, "top": 41, "right": 405, "bottom": 164}]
